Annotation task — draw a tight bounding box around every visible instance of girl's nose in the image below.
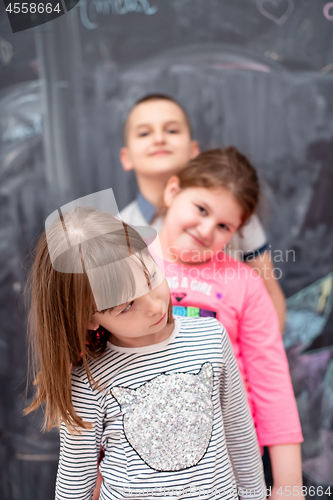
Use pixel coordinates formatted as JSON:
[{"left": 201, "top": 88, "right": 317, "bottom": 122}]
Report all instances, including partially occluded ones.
[
  {"left": 145, "top": 291, "right": 163, "bottom": 316},
  {"left": 198, "top": 220, "right": 215, "bottom": 242}
]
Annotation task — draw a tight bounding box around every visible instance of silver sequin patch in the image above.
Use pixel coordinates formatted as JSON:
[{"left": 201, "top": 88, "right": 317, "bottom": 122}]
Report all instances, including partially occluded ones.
[{"left": 111, "top": 362, "right": 214, "bottom": 471}]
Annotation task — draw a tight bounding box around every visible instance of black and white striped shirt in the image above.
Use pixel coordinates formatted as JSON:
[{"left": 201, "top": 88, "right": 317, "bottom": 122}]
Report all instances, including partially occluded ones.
[{"left": 56, "top": 317, "right": 265, "bottom": 500}]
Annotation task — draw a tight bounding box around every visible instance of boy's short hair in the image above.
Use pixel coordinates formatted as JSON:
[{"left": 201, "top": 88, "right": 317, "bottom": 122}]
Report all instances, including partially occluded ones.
[{"left": 124, "top": 94, "right": 193, "bottom": 144}]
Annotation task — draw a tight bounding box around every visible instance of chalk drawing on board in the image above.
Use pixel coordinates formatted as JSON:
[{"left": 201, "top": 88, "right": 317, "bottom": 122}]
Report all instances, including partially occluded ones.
[
  {"left": 213, "top": 62, "right": 271, "bottom": 73},
  {"left": 297, "top": 19, "right": 313, "bottom": 45},
  {"left": 324, "top": 3, "right": 333, "bottom": 21},
  {"left": 285, "top": 278, "right": 333, "bottom": 487},
  {"left": 264, "top": 50, "right": 283, "bottom": 61},
  {"left": 80, "top": 0, "right": 158, "bottom": 30},
  {"left": 256, "top": 0, "right": 294, "bottom": 26},
  {"left": 283, "top": 273, "right": 333, "bottom": 350},
  {"left": 321, "top": 63, "right": 333, "bottom": 74},
  {"left": 0, "top": 37, "right": 13, "bottom": 65},
  {"left": 291, "top": 349, "right": 333, "bottom": 485},
  {"left": 302, "top": 427, "right": 333, "bottom": 484}
]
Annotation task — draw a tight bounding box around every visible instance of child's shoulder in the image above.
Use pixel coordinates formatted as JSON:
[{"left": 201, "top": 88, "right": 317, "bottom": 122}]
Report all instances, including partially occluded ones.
[
  {"left": 119, "top": 199, "right": 141, "bottom": 224},
  {"left": 177, "top": 315, "right": 224, "bottom": 334},
  {"left": 176, "top": 316, "right": 230, "bottom": 349},
  {"left": 72, "top": 344, "right": 115, "bottom": 384}
]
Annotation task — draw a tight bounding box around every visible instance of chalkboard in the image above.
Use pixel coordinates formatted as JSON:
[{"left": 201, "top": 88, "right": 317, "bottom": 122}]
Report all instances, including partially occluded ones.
[{"left": 1, "top": 1, "right": 333, "bottom": 498}]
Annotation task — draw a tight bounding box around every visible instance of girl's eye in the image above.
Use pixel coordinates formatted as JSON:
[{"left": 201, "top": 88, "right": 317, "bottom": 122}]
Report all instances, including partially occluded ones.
[
  {"left": 218, "top": 223, "right": 230, "bottom": 231},
  {"left": 197, "top": 205, "right": 207, "bottom": 215},
  {"left": 167, "top": 128, "right": 179, "bottom": 134},
  {"left": 122, "top": 301, "right": 134, "bottom": 313},
  {"left": 138, "top": 131, "right": 149, "bottom": 137}
]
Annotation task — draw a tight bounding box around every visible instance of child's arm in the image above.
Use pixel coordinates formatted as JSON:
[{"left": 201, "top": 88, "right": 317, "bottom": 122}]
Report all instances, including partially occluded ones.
[
  {"left": 55, "top": 372, "right": 104, "bottom": 500},
  {"left": 238, "top": 272, "right": 303, "bottom": 491},
  {"left": 246, "top": 251, "right": 286, "bottom": 333},
  {"left": 268, "top": 444, "right": 303, "bottom": 499},
  {"left": 219, "top": 325, "right": 266, "bottom": 500}
]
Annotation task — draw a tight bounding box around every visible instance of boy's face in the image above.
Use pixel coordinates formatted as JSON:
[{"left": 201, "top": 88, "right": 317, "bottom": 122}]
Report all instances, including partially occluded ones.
[{"left": 120, "top": 100, "right": 199, "bottom": 179}]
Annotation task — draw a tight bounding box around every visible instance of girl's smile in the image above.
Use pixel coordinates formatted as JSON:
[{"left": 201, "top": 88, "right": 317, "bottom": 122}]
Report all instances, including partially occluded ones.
[
  {"left": 186, "top": 230, "right": 207, "bottom": 247},
  {"left": 152, "top": 312, "right": 166, "bottom": 326}
]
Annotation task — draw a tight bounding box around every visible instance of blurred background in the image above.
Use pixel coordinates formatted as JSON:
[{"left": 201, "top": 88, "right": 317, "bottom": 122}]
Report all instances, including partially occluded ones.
[{"left": 0, "top": 0, "right": 333, "bottom": 498}]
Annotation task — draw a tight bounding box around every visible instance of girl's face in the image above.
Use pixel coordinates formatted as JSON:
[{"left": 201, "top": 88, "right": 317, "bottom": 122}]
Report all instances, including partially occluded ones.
[
  {"left": 89, "top": 278, "right": 173, "bottom": 348},
  {"left": 159, "top": 179, "right": 243, "bottom": 264}
]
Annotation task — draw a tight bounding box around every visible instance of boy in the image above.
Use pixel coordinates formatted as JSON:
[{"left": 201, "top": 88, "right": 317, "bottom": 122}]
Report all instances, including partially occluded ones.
[{"left": 119, "top": 94, "right": 286, "bottom": 331}]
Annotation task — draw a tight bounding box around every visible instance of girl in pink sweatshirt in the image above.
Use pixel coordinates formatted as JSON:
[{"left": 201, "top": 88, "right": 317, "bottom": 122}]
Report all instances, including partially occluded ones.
[{"left": 156, "top": 147, "right": 303, "bottom": 498}]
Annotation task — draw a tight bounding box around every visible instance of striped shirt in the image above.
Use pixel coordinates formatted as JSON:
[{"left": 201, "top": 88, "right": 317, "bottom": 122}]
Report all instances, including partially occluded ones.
[{"left": 55, "top": 317, "right": 266, "bottom": 500}]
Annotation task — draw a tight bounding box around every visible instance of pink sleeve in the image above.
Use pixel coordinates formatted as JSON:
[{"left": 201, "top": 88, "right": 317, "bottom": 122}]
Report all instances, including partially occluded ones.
[{"left": 239, "top": 274, "right": 303, "bottom": 446}]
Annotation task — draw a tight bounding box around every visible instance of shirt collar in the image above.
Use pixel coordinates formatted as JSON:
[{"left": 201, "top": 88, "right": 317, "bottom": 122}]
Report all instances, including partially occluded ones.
[{"left": 136, "top": 192, "right": 156, "bottom": 224}]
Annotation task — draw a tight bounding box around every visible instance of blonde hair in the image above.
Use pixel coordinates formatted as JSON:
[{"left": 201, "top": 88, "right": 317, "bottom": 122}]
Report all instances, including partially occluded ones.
[{"left": 25, "top": 208, "right": 173, "bottom": 432}]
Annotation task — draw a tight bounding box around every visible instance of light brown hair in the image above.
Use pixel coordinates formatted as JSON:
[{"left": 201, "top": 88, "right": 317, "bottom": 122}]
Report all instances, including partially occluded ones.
[
  {"left": 168, "top": 147, "right": 260, "bottom": 227},
  {"left": 25, "top": 208, "right": 173, "bottom": 432},
  {"left": 124, "top": 93, "right": 193, "bottom": 144}
]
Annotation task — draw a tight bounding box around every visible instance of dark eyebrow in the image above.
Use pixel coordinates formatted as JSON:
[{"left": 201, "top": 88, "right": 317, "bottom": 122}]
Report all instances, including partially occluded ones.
[
  {"left": 164, "top": 120, "right": 182, "bottom": 126},
  {"left": 195, "top": 198, "right": 207, "bottom": 207},
  {"left": 114, "top": 302, "right": 130, "bottom": 312},
  {"left": 135, "top": 119, "right": 183, "bottom": 129},
  {"left": 99, "top": 301, "right": 130, "bottom": 316}
]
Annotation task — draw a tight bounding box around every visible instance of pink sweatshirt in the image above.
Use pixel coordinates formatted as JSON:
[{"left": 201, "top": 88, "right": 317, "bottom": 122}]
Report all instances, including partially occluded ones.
[{"left": 161, "top": 252, "right": 303, "bottom": 448}]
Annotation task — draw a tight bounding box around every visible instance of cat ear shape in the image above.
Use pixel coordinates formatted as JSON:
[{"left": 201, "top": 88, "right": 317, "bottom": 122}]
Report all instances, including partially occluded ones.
[
  {"left": 111, "top": 386, "right": 136, "bottom": 407},
  {"left": 198, "top": 362, "right": 214, "bottom": 392}
]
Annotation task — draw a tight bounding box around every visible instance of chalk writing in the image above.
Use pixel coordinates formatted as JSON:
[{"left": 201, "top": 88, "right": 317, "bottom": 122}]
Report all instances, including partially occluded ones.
[
  {"left": 264, "top": 50, "right": 283, "bottom": 61},
  {"left": 324, "top": 2, "right": 333, "bottom": 21},
  {"left": 0, "top": 37, "right": 13, "bottom": 65},
  {"left": 321, "top": 62, "right": 333, "bottom": 74},
  {"left": 256, "top": 0, "right": 294, "bottom": 26},
  {"left": 297, "top": 19, "right": 313, "bottom": 45},
  {"left": 283, "top": 274, "right": 333, "bottom": 350},
  {"left": 80, "top": 0, "right": 158, "bottom": 29},
  {"left": 2, "top": 115, "right": 42, "bottom": 142}
]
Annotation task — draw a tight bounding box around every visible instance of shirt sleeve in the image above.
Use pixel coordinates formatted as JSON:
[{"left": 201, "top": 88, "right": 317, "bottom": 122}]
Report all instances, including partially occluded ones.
[
  {"left": 219, "top": 325, "right": 266, "bottom": 500},
  {"left": 239, "top": 274, "right": 303, "bottom": 446},
  {"left": 55, "top": 371, "right": 105, "bottom": 500}
]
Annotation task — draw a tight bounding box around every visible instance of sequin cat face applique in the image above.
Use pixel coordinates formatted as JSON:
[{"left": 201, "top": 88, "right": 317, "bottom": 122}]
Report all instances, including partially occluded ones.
[{"left": 111, "top": 362, "right": 214, "bottom": 471}]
